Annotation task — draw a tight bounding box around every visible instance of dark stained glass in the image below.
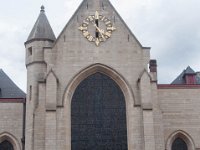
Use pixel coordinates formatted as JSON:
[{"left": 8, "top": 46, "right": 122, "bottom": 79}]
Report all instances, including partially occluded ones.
[
  {"left": 0, "top": 140, "right": 14, "bottom": 150},
  {"left": 71, "top": 73, "right": 128, "bottom": 150},
  {"left": 172, "top": 138, "right": 188, "bottom": 150}
]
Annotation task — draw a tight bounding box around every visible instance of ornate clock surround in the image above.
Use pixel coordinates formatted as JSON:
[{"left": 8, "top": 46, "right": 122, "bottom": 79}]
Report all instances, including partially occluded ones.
[{"left": 78, "top": 11, "right": 116, "bottom": 46}]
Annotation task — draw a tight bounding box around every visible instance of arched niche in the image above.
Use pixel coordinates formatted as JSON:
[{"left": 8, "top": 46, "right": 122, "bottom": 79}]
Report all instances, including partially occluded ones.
[
  {"left": 0, "top": 132, "right": 21, "bottom": 150},
  {"left": 166, "top": 130, "right": 195, "bottom": 150},
  {"left": 63, "top": 63, "right": 136, "bottom": 150}
]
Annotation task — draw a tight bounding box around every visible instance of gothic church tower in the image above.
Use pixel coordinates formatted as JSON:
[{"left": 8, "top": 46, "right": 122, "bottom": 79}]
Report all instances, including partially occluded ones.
[
  {"left": 25, "top": 0, "right": 164, "bottom": 150},
  {"left": 24, "top": 6, "right": 56, "bottom": 150}
]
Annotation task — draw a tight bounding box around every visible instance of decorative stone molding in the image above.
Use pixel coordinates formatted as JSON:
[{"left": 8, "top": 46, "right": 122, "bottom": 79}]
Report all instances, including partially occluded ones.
[
  {"left": 166, "top": 130, "right": 195, "bottom": 150},
  {"left": 0, "top": 132, "right": 21, "bottom": 150},
  {"left": 63, "top": 63, "right": 137, "bottom": 150},
  {"left": 63, "top": 63, "right": 135, "bottom": 106},
  {"left": 46, "top": 71, "right": 58, "bottom": 110},
  {"left": 138, "top": 69, "right": 153, "bottom": 110}
]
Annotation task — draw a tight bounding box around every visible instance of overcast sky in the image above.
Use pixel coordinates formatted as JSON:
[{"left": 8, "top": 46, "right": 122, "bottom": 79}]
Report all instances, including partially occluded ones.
[{"left": 0, "top": 0, "right": 200, "bottom": 92}]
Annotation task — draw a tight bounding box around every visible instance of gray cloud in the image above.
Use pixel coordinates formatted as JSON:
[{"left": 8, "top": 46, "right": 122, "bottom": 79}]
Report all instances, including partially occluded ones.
[{"left": 123, "top": 0, "right": 200, "bottom": 83}]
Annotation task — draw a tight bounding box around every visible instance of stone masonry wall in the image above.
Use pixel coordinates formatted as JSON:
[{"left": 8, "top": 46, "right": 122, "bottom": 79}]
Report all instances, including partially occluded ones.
[
  {"left": 0, "top": 102, "right": 23, "bottom": 150},
  {"left": 158, "top": 88, "right": 200, "bottom": 149}
]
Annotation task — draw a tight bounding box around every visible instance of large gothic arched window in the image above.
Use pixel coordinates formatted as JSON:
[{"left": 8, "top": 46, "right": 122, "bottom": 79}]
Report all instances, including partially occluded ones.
[
  {"left": 172, "top": 137, "right": 188, "bottom": 150},
  {"left": 71, "top": 73, "right": 128, "bottom": 150},
  {"left": 0, "top": 140, "right": 14, "bottom": 150}
]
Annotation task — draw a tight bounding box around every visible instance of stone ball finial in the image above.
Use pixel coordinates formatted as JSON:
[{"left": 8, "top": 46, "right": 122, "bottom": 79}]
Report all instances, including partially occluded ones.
[{"left": 41, "top": 5, "right": 45, "bottom": 12}]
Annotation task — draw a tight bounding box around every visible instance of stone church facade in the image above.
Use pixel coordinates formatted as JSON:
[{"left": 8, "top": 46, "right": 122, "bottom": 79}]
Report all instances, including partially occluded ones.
[{"left": 1, "top": 0, "right": 200, "bottom": 150}]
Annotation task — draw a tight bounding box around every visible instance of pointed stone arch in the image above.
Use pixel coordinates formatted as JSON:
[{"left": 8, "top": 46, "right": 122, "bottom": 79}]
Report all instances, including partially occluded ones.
[
  {"left": 138, "top": 69, "right": 152, "bottom": 82},
  {"left": 46, "top": 69, "right": 58, "bottom": 110},
  {"left": 138, "top": 69, "right": 153, "bottom": 109},
  {"left": 166, "top": 130, "right": 195, "bottom": 150},
  {"left": 0, "top": 132, "right": 21, "bottom": 150},
  {"left": 63, "top": 63, "right": 135, "bottom": 106},
  {"left": 63, "top": 63, "right": 136, "bottom": 150}
]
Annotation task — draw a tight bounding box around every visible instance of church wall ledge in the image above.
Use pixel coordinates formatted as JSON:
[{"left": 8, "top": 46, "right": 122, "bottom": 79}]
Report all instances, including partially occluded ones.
[
  {"left": 157, "top": 84, "right": 200, "bottom": 89},
  {"left": 0, "top": 98, "right": 26, "bottom": 103}
]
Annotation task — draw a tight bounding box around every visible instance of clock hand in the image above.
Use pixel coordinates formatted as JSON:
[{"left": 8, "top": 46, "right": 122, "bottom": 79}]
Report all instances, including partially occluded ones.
[
  {"left": 96, "top": 27, "right": 106, "bottom": 41},
  {"left": 95, "top": 11, "right": 100, "bottom": 39},
  {"left": 95, "top": 11, "right": 99, "bottom": 20},
  {"left": 93, "top": 23, "right": 106, "bottom": 41},
  {"left": 94, "top": 24, "right": 105, "bottom": 34}
]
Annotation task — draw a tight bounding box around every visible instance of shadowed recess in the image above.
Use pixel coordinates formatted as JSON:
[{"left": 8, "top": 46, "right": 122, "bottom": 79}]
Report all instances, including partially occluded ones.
[
  {"left": 0, "top": 140, "right": 14, "bottom": 150},
  {"left": 172, "top": 138, "right": 188, "bottom": 150},
  {"left": 71, "top": 72, "right": 128, "bottom": 150}
]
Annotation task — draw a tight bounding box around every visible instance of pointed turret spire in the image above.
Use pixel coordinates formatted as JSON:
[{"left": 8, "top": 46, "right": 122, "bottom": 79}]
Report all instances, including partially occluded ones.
[{"left": 26, "top": 5, "right": 56, "bottom": 44}]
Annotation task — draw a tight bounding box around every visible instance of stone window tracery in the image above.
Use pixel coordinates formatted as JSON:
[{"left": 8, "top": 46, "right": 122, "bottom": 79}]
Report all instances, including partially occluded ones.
[{"left": 71, "top": 72, "right": 128, "bottom": 150}]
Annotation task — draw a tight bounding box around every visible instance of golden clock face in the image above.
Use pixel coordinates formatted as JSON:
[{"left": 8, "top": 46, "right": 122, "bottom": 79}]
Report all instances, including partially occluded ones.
[{"left": 78, "top": 11, "right": 116, "bottom": 46}]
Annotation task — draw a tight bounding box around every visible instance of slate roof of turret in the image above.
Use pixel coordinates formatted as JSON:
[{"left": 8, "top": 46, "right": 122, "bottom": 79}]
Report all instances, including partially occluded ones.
[
  {"left": 0, "top": 69, "right": 26, "bottom": 98},
  {"left": 26, "top": 6, "right": 56, "bottom": 43},
  {"left": 171, "top": 66, "right": 200, "bottom": 84}
]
